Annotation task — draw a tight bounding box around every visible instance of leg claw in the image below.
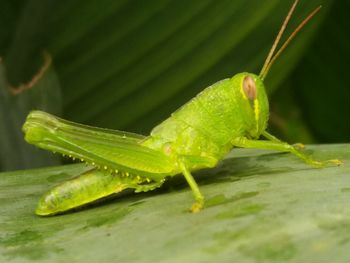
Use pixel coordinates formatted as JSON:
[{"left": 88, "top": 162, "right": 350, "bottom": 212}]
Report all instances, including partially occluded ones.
[
  {"left": 293, "top": 143, "right": 305, "bottom": 150},
  {"left": 327, "top": 159, "right": 343, "bottom": 166},
  {"left": 309, "top": 159, "right": 343, "bottom": 168},
  {"left": 191, "top": 200, "right": 204, "bottom": 213}
]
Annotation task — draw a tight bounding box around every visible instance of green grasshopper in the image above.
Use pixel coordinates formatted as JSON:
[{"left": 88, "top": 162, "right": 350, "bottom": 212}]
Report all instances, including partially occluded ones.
[{"left": 23, "top": 0, "right": 341, "bottom": 216}]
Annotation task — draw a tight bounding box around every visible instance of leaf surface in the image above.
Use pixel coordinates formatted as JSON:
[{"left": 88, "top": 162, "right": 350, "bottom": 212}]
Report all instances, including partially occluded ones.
[{"left": 1, "top": 145, "right": 350, "bottom": 262}]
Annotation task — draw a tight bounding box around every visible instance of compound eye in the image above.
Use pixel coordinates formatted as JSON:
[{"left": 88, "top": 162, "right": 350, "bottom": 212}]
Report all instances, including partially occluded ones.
[{"left": 243, "top": 75, "right": 257, "bottom": 101}]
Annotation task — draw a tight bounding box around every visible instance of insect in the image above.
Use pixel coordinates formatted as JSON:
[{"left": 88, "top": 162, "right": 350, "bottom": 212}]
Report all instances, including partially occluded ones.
[{"left": 23, "top": 0, "right": 341, "bottom": 216}]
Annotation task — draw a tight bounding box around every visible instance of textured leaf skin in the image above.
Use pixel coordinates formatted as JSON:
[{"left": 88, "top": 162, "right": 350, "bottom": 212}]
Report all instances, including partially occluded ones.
[{"left": 1, "top": 145, "right": 350, "bottom": 262}]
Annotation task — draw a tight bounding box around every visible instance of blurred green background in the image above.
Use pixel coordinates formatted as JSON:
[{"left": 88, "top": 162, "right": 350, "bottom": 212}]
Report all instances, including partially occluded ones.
[{"left": 0, "top": 0, "right": 349, "bottom": 171}]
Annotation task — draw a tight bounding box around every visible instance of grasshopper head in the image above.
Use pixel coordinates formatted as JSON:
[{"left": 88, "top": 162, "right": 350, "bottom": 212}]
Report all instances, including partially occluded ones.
[
  {"left": 237, "top": 0, "right": 322, "bottom": 138},
  {"left": 234, "top": 73, "right": 269, "bottom": 139}
]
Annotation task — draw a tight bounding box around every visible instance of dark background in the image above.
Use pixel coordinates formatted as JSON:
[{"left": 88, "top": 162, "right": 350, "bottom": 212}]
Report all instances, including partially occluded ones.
[{"left": 0, "top": 0, "right": 349, "bottom": 171}]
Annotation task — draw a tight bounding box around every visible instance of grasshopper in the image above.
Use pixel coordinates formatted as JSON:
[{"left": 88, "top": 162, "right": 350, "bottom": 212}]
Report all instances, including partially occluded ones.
[{"left": 23, "top": 0, "right": 341, "bottom": 216}]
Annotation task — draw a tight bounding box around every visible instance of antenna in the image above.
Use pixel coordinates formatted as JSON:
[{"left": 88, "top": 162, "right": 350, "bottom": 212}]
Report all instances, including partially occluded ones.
[{"left": 259, "top": 0, "right": 321, "bottom": 80}]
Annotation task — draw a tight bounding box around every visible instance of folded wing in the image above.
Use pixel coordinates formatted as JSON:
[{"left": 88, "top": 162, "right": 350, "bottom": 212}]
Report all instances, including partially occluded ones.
[{"left": 23, "top": 111, "right": 176, "bottom": 177}]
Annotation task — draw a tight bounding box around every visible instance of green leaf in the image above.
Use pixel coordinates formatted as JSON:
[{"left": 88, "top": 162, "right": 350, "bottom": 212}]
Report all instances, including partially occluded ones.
[
  {"left": 0, "top": 61, "right": 61, "bottom": 171},
  {"left": 267, "top": 0, "right": 350, "bottom": 144},
  {"left": 1, "top": 145, "right": 350, "bottom": 262},
  {"left": 290, "top": 0, "right": 350, "bottom": 142},
  {"left": 48, "top": 0, "right": 330, "bottom": 133},
  {"left": 0, "top": 0, "right": 62, "bottom": 171},
  {"left": 0, "top": 0, "right": 337, "bottom": 171}
]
